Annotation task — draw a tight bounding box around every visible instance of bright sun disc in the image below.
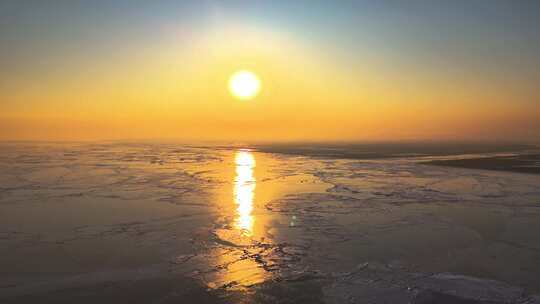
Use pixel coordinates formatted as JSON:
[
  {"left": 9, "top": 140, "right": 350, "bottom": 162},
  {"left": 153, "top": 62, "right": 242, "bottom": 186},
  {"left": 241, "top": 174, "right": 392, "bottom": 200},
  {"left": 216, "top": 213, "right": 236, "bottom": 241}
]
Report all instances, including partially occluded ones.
[{"left": 229, "top": 70, "right": 261, "bottom": 100}]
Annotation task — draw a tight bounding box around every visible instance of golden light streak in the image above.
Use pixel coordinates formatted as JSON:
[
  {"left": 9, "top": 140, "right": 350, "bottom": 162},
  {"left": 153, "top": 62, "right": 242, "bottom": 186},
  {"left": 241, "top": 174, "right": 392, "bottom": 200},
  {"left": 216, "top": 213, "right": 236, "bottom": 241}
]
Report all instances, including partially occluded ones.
[{"left": 233, "top": 150, "right": 256, "bottom": 235}]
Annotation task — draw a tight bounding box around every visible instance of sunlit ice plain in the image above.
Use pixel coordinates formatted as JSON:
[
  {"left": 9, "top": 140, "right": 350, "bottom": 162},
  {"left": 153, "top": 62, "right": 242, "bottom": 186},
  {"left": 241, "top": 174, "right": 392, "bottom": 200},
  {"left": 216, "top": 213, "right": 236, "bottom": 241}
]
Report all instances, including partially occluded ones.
[{"left": 1, "top": 2, "right": 540, "bottom": 304}]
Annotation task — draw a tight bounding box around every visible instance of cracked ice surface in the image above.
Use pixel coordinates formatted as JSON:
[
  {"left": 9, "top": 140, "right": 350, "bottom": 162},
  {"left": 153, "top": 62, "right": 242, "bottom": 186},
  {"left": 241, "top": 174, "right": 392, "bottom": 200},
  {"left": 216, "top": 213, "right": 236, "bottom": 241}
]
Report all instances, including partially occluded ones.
[{"left": 1, "top": 142, "right": 539, "bottom": 303}]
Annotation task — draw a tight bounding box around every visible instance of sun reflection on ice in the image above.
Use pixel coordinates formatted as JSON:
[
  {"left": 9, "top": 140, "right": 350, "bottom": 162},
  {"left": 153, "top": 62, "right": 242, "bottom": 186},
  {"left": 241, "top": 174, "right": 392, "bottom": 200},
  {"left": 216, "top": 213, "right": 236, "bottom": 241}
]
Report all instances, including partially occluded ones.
[{"left": 234, "top": 150, "right": 256, "bottom": 235}]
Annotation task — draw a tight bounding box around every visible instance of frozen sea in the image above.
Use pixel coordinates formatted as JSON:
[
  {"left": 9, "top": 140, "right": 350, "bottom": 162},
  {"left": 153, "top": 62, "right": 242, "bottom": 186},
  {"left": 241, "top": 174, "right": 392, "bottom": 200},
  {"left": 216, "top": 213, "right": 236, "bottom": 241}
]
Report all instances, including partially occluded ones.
[{"left": 1, "top": 142, "right": 539, "bottom": 303}]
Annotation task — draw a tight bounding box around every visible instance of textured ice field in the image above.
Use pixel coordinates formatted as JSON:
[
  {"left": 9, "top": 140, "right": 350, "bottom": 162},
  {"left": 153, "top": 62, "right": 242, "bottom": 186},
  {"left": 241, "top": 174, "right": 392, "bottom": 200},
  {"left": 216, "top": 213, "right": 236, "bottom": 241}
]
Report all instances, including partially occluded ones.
[{"left": 1, "top": 143, "right": 539, "bottom": 303}]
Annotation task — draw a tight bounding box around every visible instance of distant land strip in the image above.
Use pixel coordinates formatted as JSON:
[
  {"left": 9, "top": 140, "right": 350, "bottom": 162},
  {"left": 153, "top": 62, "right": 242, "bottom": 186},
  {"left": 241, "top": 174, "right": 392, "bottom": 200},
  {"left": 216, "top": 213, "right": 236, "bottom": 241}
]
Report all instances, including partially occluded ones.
[{"left": 422, "top": 154, "right": 540, "bottom": 175}]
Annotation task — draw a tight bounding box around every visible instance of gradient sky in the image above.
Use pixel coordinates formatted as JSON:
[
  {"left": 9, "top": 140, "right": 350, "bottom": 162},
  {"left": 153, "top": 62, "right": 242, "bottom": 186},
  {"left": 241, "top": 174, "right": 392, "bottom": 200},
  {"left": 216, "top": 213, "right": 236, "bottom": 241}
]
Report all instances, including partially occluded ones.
[{"left": 1, "top": 0, "right": 539, "bottom": 142}]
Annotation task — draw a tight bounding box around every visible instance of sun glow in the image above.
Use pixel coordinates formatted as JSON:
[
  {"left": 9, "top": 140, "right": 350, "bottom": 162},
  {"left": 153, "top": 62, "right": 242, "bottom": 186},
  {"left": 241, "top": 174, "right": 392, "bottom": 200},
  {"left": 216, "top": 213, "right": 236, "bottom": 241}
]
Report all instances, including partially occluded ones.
[{"left": 229, "top": 70, "right": 261, "bottom": 100}]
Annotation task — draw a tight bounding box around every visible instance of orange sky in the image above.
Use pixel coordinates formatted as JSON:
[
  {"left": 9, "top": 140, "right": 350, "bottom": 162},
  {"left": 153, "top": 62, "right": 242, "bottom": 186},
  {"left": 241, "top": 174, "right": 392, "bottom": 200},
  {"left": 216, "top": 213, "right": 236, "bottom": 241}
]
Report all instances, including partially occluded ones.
[{"left": 2, "top": 3, "right": 539, "bottom": 143}]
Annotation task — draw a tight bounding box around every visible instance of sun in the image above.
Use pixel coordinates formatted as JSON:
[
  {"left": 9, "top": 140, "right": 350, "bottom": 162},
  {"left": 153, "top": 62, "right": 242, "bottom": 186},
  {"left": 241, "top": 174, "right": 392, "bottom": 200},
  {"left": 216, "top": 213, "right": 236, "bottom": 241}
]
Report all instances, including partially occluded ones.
[{"left": 229, "top": 70, "right": 261, "bottom": 100}]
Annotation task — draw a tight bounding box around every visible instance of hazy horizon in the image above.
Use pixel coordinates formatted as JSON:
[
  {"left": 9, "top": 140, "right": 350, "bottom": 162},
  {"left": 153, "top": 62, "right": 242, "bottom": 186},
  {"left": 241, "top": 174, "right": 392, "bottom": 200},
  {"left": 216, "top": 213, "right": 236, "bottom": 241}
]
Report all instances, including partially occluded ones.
[{"left": 1, "top": 138, "right": 539, "bottom": 147}]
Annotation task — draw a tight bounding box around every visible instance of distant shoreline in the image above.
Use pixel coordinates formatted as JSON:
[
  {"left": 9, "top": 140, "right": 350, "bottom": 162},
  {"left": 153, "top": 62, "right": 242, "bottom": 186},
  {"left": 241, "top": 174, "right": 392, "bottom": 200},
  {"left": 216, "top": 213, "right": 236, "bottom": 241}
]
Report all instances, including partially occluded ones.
[
  {"left": 254, "top": 142, "right": 538, "bottom": 160},
  {"left": 422, "top": 154, "right": 540, "bottom": 175},
  {"left": 254, "top": 143, "right": 540, "bottom": 175}
]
